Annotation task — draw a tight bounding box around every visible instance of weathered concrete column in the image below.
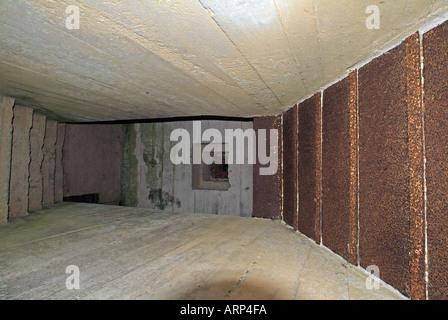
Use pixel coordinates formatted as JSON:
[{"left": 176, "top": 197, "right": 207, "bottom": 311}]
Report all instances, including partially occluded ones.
[
  {"left": 0, "top": 95, "right": 15, "bottom": 225},
  {"left": 28, "top": 113, "right": 46, "bottom": 212},
  {"left": 8, "top": 106, "right": 33, "bottom": 218},
  {"left": 42, "top": 120, "right": 57, "bottom": 208},
  {"left": 54, "top": 123, "right": 66, "bottom": 203}
]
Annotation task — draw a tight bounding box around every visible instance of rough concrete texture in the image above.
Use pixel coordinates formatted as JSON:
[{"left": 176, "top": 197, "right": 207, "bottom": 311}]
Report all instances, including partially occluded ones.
[
  {"left": 423, "top": 20, "right": 448, "bottom": 300},
  {"left": 63, "top": 124, "right": 123, "bottom": 205},
  {"left": 405, "top": 33, "right": 426, "bottom": 301},
  {"left": 322, "top": 74, "right": 357, "bottom": 262},
  {"left": 41, "top": 120, "right": 57, "bottom": 208},
  {"left": 121, "top": 124, "right": 138, "bottom": 207},
  {"left": 54, "top": 123, "right": 66, "bottom": 203},
  {"left": 358, "top": 41, "right": 411, "bottom": 297},
  {"left": 8, "top": 105, "right": 33, "bottom": 218},
  {"left": 297, "top": 93, "right": 322, "bottom": 243},
  {"left": 0, "top": 95, "right": 14, "bottom": 225},
  {"left": 253, "top": 116, "right": 282, "bottom": 219},
  {"left": 28, "top": 113, "right": 46, "bottom": 212},
  {"left": 0, "top": 203, "right": 407, "bottom": 300},
  {"left": 1, "top": 1, "right": 448, "bottom": 121},
  {"left": 282, "top": 105, "right": 298, "bottom": 229}
]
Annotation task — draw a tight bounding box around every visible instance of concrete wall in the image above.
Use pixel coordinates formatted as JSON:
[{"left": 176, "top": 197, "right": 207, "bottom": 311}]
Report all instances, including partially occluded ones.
[
  {"left": 0, "top": 98, "right": 65, "bottom": 224},
  {"left": 121, "top": 120, "right": 253, "bottom": 217},
  {"left": 262, "top": 21, "right": 448, "bottom": 300},
  {"left": 0, "top": 95, "right": 14, "bottom": 225},
  {"left": 9, "top": 105, "right": 33, "bottom": 217},
  {"left": 62, "top": 124, "right": 123, "bottom": 205}
]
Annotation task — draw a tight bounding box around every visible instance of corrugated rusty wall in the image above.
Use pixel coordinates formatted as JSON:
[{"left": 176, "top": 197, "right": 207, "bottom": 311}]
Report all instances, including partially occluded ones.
[
  {"left": 423, "top": 20, "right": 448, "bottom": 301},
  {"left": 282, "top": 105, "right": 298, "bottom": 229},
  {"left": 322, "top": 73, "right": 358, "bottom": 263},
  {"left": 297, "top": 94, "right": 322, "bottom": 243},
  {"left": 253, "top": 116, "right": 282, "bottom": 219},
  {"left": 406, "top": 33, "right": 426, "bottom": 301},
  {"left": 358, "top": 39, "right": 411, "bottom": 297},
  {"left": 268, "top": 21, "right": 448, "bottom": 299}
]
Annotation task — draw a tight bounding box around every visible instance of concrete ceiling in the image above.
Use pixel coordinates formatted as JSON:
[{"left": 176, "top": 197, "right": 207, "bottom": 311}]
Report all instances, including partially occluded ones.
[{"left": 1, "top": 1, "right": 448, "bottom": 122}]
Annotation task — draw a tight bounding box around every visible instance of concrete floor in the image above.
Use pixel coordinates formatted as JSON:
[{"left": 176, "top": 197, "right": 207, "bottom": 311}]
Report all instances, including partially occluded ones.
[{"left": 0, "top": 203, "right": 406, "bottom": 300}]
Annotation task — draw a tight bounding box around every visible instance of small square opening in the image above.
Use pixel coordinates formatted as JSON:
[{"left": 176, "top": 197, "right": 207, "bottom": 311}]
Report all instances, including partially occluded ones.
[{"left": 193, "top": 143, "right": 231, "bottom": 191}]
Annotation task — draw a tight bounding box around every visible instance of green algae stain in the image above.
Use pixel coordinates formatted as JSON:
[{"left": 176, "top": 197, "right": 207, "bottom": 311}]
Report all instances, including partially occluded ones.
[
  {"left": 120, "top": 124, "right": 138, "bottom": 207},
  {"left": 148, "top": 188, "right": 177, "bottom": 211}
]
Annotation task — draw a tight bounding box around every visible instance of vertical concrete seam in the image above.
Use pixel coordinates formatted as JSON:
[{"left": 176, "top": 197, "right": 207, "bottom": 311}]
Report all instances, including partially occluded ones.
[
  {"left": 55, "top": 123, "right": 66, "bottom": 203},
  {"left": 26, "top": 110, "right": 33, "bottom": 209},
  {"left": 7, "top": 105, "right": 15, "bottom": 220},
  {"left": 272, "top": 0, "right": 308, "bottom": 92},
  {"left": 407, "top": 32, "right": 426, "bottom": 300},
  {"left": 348, "top": 71, "right": 359, "bottom": 266},
  {"left": 280, "top": 113, "right": 284, "bottom": 222},
  {"left": 62, "top": 123, "right": 67, "bottom": 202},
  {"left": 197, "top": 0, "right": 283, "bottom": 107},
  {"left": 296, "top": 104, "right": 299, "bottom": 230},
  {"left": 418, "top": 30, "right": 429, "bottom": 300},
  {"left": 356, "top": 69, "right": 361, "bottom": 267},
  {"left": 39, "top": 118, "right": 47, "bottom": 208},
  {"left": 318, "top": 91, "right": 323, "bottom": 245},
  {"left": 27, "top": 112, "right": 33, "bottom": 210},
  {"left": 51, "top": 123, "right": 57, "bottom": 206}
]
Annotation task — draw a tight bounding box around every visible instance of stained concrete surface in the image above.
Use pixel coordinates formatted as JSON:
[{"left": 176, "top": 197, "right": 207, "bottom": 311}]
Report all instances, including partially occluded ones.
[
  {"left": 9, "top": 105, "right": 33, "bottom": 218},
  {"left": 0, "top": 203, "right": 406, "bottom": 300},
  {"left": 0, "top": 95, "right": 14, "bottom": 225},
  {"left": 28, "top": 113, "right": 46, "bottom": 212},
  {"left": 1, "top": 1, "right": 448, "bottom": 121}
]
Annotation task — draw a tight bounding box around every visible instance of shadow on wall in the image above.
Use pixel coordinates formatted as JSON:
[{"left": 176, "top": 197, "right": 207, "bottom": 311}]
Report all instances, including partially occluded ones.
[{"left": 62, "top": 124, "right": 123, "bottom": 206}]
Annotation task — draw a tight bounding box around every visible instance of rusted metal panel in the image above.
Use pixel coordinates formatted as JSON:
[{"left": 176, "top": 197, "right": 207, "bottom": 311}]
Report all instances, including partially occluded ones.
[
  {"left": 322, "top": 73, "right": 358, "bottom": 262},
  {"left": 253, "top": 116, "right": 282, "bottom": 219},
  {"left": 423, "top": 20, "right": 448, "bottom": 300},
  {"left": 297, "top": 93, "right": 322, "bottom": 243},
  {"left": 282, "top": 105, "right": 298, "bottom": 229},
  {"left": 348, "top": 72, "right": 359, "bottom": 266},
  {"left": 358, "top": 41, "right": 411, "bottom": 297},
  {"left": 406, "top": 33, "right": 426, "bottom": 301}
]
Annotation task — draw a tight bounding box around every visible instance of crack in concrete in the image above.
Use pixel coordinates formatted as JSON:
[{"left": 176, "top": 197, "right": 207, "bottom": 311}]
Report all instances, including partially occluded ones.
[
  {"left": 196, "top": 0, "right": 282, "bottom": 109},
  {"left": 224, "top": 259, "right": 259, "bottom": 299}
]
